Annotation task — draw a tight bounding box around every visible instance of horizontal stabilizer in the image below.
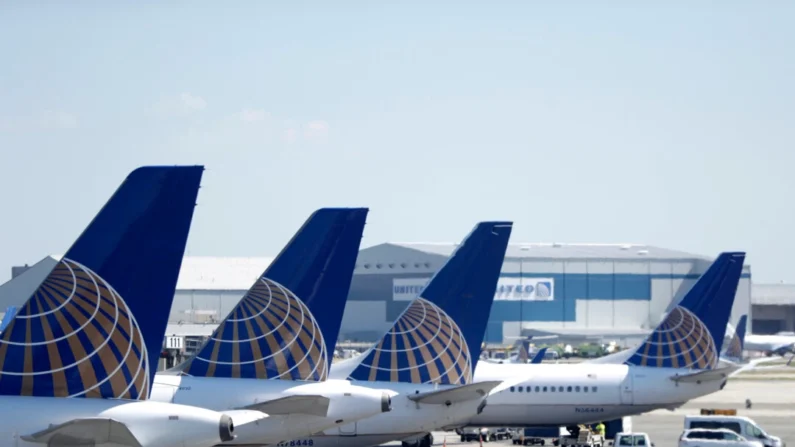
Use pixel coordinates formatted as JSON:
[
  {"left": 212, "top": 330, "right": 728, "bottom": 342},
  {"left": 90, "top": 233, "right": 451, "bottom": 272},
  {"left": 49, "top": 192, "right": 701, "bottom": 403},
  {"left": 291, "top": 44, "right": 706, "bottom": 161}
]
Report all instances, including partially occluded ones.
[
  {"left": 22, "top": 418, "right": 142, "bottom": 447},
  {"left": 407, "top": 380, "right": 503, "bottom": 405},
  {"left": 242, "top": 395, "right": 330, "bottom": 417},
  {"left": 670, "top": 366, "right": 740, "bottom": 383}
]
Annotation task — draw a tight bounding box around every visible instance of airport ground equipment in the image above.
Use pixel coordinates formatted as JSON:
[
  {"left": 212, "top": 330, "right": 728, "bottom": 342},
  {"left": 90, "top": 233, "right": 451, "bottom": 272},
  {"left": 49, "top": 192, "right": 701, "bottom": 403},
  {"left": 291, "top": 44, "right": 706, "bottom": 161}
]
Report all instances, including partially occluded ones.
[
  {"left": 684, "top": 413, "right": 784, "bottom": 447},
  {"left": 679, "top": 428, "right": 764, "bottom": 447},
  {"left": 612, "top": 432, "right": 653, "bottom": 447}
]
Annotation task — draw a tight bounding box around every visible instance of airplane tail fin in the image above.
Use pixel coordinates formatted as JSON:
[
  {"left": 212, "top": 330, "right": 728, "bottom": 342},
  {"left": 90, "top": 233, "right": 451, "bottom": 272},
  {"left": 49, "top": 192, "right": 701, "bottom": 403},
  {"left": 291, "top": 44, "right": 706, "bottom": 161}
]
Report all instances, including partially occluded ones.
[
  {"left": 515, "top": 339, "right": 531, "bottom": 363},
  {"left": 183, "top": 208, "right": 368, "bottom": 381},
  {"left": 0, "top": 166, "right": 203, "bottom": 399},
  {"left": 625, "top": 252, "right": 745, "bottom": 370},
  {"left": 723, "top": 315, "right": 748, "bottom": 361},
  {"left": 347, "top": 221, "right": 512, "bottom": 385},
  {"left": 0, "top": 306, "right": 18, "bottom": 334},
  {"left": 530, "top": 347, "right": 548, "bottom": 364}
]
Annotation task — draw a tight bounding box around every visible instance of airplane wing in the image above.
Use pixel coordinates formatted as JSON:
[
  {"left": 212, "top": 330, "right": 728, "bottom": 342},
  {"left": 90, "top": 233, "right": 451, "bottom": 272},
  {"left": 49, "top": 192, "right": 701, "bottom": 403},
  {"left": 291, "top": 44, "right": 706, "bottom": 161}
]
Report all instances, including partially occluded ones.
[
  {"left": 407, "top": 381, "right": 503, "bottom": 405},
  {"left": 728, "top": 356, "right": 794, "bottom": 377},
  {"left": 21, "top": 418, "right": 142, "bottom": 447},
  {"left": 222, "top": 409, "right": 270, "bottom": 426},
  {"left": 240, "top": 395, "right": 330, "bottom": 417},
  {"left": 669, "top": 366, "right": 740, "bottom": 383}
]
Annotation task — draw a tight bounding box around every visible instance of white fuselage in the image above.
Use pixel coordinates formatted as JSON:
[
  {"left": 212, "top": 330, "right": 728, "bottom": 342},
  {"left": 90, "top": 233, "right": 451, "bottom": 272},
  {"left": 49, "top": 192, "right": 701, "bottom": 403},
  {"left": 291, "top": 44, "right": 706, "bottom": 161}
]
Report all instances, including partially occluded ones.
[
  {"left": 465, "top": 362, "right": 726, "bottom": 427},
  {"left": 151, "top": 374, "right": 390, "bottom": 445},
  {"left": 0, "top": 395, "right": 229, "bottom": 447},
  {"left": 265, "top": 381, "right": 489, "bottom": 447},
  {"left": 264, "top": 358, "right": 494, "bottom": 447},
  {"left": 743, "top": 334, "right": 795, "bottom": 354}
]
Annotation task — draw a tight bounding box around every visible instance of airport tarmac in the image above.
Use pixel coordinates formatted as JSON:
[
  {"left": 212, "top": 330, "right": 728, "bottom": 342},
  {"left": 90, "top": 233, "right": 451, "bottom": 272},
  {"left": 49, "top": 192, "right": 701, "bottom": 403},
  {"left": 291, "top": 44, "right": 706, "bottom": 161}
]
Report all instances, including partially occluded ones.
[{"left": 389, "top": 379, "right": 795, "bottom": 447}]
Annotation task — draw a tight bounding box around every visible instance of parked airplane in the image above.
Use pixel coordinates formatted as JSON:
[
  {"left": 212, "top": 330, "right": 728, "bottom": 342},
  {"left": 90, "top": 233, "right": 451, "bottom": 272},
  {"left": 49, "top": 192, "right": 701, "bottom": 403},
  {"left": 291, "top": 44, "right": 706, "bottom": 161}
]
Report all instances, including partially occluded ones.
[
  {"left": 0, "top": 166, "right": 247, "bottom": 447},
  {"left": 153, "top": 208, "right": 392, "bottom": 445},
  {"left": 721, "top": 315, "right": 793, "bottom": 376},
  {"left": 743, "top": 330, "right": 795, "bottom": 357},
  {"left": 323, "top": 222, "right": 516, "bottom": 447},
  {"left": 464, "top": 251, "right": 747, "bottom": 429}
]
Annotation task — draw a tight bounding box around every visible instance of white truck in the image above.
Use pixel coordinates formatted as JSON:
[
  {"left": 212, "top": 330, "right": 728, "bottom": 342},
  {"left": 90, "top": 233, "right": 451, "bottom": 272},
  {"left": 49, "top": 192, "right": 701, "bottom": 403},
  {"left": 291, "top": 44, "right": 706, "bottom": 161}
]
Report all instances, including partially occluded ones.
[
  {"left": 684, "top": 415, "right": 784, "bottom": 447},
  {"left": 614, "top": 432, "right": 654, "bottom": 447}
]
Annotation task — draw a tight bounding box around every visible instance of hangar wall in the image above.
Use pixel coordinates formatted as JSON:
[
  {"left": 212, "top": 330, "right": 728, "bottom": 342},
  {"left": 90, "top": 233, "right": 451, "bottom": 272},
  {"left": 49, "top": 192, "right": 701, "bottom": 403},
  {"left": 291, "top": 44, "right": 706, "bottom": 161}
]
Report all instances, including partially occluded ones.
[
  {"left": 344, "top": 244, "right": 753, "bottom": 344},
  {"left": 0, "top": 245, "right": 755, "bottom": 346}
]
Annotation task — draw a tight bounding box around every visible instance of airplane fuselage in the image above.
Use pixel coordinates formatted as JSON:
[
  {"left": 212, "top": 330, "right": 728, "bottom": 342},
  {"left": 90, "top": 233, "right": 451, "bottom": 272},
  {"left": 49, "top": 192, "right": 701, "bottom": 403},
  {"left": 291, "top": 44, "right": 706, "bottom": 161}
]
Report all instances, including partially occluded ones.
[
  {"left": 743, "top": 334, "right": 795, "bottom": 354},
  {"left": 259, "top": 380, "right": 490, "bottom": 447},
  {"left": 466, "top": 362, "right": 726, "bottom": 427},
  {"left": 151, "top": 375, "right": 391, "bottom": 445},
  {"left": 0, "top": 395, "right": 231, "bottom": 447}
]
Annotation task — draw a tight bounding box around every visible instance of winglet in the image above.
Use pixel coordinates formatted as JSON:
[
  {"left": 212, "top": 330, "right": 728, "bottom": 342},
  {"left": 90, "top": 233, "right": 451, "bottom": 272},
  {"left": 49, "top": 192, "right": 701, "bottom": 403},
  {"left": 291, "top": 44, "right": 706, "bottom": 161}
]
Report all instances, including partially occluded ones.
[
  {"left": 183, "top": 208, "right": 368, "bottom": 381},
  {"left": 347, "top": 222, "right": 512, "bottom": 384},
  {"left": 625, "top": 252, "right": 745, "bottom": 370},
  {"left": 0, "top": 166, "right": 203, "bottom": 399},
  {"left": 530, "top": 347, "right": 548, "bottom": 364}
]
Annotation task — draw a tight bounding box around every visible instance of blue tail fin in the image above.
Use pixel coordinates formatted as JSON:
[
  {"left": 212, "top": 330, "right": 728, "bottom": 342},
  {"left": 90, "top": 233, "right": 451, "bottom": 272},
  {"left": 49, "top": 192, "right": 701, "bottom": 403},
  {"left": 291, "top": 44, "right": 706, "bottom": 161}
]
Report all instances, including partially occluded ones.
[
  {"left": 723, "top": 315, "right": 748, "bottom": 360},
  {"left": 530, "top": 347, "right": 548, "bottom": 364},
  {"left": 347, "top": 221, "right": 512, "bottom": 385},
  {"left": 183, "top": 208, "right": 368, "bottom": 381},
  {"left": 515, "top": 339, "right": 532, "bottom": 363},
  {"left": 0, "top": 166, "right": 202, "bottom": 399},
  {"left": 0, "top": 307, "right": 18, "bottom": 334},
  {"left": 625, "top": 252, "right": 745, "bottom": 370}
]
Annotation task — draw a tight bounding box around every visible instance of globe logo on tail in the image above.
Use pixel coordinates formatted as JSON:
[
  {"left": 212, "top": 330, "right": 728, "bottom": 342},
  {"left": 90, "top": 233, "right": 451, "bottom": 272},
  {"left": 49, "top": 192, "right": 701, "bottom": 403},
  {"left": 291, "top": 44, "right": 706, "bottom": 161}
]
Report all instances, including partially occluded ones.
[
  {"left": 724, "top": 331, "right": 743, "bottom": 360},
  {"left": 0, "top": 259, "right": 150, "bottom": 399},
  {"left": 351, "top": 298, "right": 472, "bottom": 385},
  {"left": 186, "top": 277, "right": 328, "bottom": 380},
  {"left": 627, "top": 306, "right": 718, "bottom": 370}
]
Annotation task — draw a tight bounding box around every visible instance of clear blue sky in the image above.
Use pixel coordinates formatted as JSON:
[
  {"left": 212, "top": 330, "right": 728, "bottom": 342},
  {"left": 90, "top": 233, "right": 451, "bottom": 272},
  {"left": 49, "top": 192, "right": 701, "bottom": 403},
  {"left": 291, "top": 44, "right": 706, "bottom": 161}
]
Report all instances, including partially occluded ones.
[{"left": 1, "top": 1, "right": 793, "bottom": 283}]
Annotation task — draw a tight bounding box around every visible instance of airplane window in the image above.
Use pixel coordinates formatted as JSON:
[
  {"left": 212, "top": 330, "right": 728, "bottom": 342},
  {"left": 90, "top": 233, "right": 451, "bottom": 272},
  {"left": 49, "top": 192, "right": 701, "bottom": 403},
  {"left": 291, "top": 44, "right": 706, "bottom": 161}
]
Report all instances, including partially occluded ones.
[
  {"left": 535, "top": 386, "right": 540, "bottom": 392},
  {"left": 584, "top": 387, "right": 588, "bottom": 393},
  {"left": 558, "top": 386, "right": 564, "bottom": 392},
  {"left": 527, "top": 385, "right": 532, "bottom": 392},
  {"left": 575, "top": 386, "right": 581, "bottom": 392},
  {"left": 518, "top": 386, "right": 524, "bottom": 392},
  {"left": 510, "top": 386, "right": 515, "bottom": 392},
  {"left": 592, "top": 386, "right": 597, "bottom": 392},
  {"left": 550, "top": 386, "right": 555, "bottom": 392},
  {"left": 567, "top": 386, "right": 572, "bottom": 392},
  {"left": 543, "top": 386, "right": 547, "bottom": 392}
]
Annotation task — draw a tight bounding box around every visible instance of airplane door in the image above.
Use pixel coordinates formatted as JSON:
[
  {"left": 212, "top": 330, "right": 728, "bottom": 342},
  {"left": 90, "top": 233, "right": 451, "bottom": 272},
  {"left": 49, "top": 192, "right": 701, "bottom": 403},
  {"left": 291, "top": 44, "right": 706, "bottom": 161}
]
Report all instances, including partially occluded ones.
[
  {"left": 620, "top": 371, "right": 634, "bottom": 405},
  {"left": 338, "top": 422, "right": 357, "bottom": 437}
]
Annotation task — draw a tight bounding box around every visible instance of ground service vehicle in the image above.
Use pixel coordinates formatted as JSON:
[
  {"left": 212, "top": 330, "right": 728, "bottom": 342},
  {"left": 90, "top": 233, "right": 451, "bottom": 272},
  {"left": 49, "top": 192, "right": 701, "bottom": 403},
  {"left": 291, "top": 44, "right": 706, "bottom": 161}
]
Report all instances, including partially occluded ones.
[
  {"left": 614, "top": 432, "right": 653, "bottom": 447},
  {"left": 684, "top": 415, "right": 784, "bottom": 447},
  {"left": 679, "top": 428, "right": 764, "bottom": 447},
  {"left": 557, "top": 428, "right": 604, "bottom": 447}
]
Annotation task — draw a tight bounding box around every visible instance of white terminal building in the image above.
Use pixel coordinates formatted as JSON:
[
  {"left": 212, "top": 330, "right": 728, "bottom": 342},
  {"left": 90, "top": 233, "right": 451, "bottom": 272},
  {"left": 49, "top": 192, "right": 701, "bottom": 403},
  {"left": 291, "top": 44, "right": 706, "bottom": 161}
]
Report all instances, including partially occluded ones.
[{"left": 1, "top": 243, "right": 793, "bottom": 348}]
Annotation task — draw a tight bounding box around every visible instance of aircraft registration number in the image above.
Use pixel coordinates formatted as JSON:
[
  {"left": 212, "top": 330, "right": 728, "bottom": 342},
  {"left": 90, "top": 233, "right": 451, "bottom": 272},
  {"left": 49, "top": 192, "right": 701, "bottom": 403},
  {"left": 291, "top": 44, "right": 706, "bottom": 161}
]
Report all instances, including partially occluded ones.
[{"left": 277, "top": 440, "right": 314, "bottom": 447}]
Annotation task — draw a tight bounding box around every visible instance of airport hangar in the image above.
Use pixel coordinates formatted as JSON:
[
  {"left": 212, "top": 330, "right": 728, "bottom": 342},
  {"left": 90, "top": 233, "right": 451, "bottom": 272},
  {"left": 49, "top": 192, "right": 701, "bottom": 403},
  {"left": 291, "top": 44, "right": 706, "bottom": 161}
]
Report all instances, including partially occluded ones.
[{"left": 3, "top": 243, "right": 782, "bottom": 352}]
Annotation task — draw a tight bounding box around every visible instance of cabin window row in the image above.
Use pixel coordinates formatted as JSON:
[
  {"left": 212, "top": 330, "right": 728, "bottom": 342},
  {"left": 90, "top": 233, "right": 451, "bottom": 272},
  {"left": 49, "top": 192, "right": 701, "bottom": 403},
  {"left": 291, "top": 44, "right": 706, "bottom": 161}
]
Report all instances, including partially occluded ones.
[{"left": 508, "top": 385, "right": 598, "bottom": 393}]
